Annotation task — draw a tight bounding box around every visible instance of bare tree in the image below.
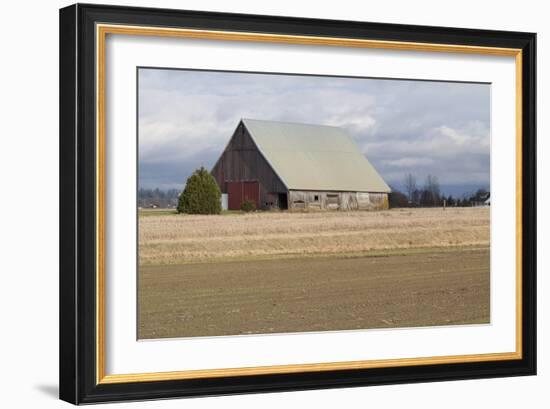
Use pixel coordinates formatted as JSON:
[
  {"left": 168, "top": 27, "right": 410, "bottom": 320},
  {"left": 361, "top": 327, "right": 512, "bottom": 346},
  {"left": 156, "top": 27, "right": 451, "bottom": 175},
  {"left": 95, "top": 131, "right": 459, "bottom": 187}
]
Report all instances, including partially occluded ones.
[
  {"left": 404, "top": 173, "right": 417, "bottom": 204},
  {"left": 423, "top": 174, "right": 441, "bottom": 206}
]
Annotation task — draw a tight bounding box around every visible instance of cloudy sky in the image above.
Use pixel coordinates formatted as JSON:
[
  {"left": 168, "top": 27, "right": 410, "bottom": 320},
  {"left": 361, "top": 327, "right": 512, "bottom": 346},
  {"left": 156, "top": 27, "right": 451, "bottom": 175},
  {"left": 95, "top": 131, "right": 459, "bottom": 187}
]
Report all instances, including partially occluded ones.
[{"left": 138, "top": 68, "right": 490, "bottom": 195}]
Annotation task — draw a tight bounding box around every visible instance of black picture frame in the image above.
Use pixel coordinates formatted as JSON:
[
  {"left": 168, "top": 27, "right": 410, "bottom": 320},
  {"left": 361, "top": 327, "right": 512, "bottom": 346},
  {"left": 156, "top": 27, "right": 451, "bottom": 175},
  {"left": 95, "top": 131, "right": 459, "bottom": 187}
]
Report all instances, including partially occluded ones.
[{"left": 59, "top": 3, "right": 536, "bottom": 404}]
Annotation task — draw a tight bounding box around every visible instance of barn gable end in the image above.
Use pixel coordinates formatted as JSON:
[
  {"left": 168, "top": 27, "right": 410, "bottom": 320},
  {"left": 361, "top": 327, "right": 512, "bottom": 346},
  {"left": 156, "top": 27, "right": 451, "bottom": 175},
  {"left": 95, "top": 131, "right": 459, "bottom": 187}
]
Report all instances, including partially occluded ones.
[{"left": 211, "top": 121, "right": 288, "bottom": 210}]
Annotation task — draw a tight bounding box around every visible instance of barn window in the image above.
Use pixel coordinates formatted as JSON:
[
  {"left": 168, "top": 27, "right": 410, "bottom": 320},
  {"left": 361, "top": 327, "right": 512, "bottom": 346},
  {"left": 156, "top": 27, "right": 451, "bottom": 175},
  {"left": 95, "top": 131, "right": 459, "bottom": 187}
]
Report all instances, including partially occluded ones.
[{"left": 293, "top": 200, "right": 306, "bottom": 208}]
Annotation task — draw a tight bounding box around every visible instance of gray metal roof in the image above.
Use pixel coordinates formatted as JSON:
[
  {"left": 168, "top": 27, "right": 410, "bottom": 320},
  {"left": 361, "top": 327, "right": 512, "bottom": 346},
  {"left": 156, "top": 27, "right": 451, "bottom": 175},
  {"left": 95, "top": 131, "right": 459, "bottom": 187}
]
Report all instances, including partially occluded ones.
[{"left": 242, "top": 119, "right": 391, "bottom": 193}]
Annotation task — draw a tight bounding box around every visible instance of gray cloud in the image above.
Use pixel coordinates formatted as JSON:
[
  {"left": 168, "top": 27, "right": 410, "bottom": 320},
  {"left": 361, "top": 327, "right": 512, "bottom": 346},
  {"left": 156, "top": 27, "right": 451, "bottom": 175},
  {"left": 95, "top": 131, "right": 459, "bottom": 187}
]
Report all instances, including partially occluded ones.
[{"left": 138, "top": 68, "right": 490, "bottom": 193}]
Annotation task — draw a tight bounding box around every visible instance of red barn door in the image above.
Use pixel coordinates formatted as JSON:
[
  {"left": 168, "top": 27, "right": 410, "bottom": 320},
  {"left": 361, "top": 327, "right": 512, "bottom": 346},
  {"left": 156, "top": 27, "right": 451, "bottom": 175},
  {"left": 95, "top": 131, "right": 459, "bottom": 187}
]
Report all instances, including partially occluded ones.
[{"left": 227, "top": 181, "right": 260, "bottom": 210}]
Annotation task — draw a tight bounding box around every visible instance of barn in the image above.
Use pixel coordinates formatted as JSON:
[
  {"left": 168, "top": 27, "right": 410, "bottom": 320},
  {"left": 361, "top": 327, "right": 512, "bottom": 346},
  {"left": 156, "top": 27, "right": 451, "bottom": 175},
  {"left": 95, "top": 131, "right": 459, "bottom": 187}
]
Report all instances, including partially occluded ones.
[{"left": 211, "top": 119, "right": 391, "bottom": 211}]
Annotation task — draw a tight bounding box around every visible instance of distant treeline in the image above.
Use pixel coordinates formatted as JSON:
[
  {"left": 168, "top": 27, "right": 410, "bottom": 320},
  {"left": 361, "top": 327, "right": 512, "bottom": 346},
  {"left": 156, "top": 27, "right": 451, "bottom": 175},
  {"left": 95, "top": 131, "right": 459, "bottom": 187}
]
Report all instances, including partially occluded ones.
[
  {"left": 389, "top": 174, "right": 489, "bottom": 208},
  {"left": 139, "top": 176, "right": 489, "bottom": 210},
  {"left": 138, "top": 188, "right": 180, "bottom": 208}
]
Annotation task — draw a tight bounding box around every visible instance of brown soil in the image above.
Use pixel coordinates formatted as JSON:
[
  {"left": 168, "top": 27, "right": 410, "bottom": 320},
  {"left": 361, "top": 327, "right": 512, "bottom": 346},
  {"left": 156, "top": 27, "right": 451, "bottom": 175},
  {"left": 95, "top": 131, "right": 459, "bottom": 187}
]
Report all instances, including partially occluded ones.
[{"left": 138, "top": 247, "right": 489, "bottom": 339}]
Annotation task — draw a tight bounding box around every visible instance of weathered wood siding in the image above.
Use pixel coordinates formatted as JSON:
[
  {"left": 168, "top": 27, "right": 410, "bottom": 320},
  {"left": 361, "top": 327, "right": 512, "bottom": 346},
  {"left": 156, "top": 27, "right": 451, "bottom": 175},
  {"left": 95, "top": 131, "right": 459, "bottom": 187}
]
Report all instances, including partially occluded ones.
[
  {"left": 211, "top": 122, "right": 287, "bottom": 209},
  {"left": 288, "top": 190, "right": 389, "bottom": 211}
]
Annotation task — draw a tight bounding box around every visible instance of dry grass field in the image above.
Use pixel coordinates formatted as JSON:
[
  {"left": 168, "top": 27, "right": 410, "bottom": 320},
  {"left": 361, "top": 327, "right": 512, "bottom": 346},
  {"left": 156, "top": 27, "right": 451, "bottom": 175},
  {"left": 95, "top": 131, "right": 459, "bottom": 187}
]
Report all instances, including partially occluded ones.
[
  {"left": 139, "top": 207, "right": 489, "bottom": 265},
  {"left": 138, "top": 207, "right": 490, "bottom": 339}
]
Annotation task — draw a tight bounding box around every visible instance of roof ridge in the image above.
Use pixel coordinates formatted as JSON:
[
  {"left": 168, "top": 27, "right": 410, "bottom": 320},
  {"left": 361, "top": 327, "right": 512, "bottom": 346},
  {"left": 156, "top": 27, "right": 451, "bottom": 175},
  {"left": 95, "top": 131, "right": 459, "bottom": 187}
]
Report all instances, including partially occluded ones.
[{"left": 242, "top": 118, "right": 344, "bottom": 130}]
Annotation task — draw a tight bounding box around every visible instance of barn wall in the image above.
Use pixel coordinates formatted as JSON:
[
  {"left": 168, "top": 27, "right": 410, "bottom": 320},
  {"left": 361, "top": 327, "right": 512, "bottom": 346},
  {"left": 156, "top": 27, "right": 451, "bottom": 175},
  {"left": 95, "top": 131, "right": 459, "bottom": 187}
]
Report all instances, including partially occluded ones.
[
  {"left": 211, "top": 122, "right": 287, "bottom": 209},
  {"left": 288, "top": 191, "right": 389, "bottom": 211}
]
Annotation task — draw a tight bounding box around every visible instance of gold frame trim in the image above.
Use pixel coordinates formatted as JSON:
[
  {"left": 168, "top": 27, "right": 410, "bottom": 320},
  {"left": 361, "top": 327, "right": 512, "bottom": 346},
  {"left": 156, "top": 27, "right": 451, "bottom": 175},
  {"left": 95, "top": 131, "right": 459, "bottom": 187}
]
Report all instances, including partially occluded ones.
[{"left": 96, "top": 23, "right": 523, "bottom": 385}]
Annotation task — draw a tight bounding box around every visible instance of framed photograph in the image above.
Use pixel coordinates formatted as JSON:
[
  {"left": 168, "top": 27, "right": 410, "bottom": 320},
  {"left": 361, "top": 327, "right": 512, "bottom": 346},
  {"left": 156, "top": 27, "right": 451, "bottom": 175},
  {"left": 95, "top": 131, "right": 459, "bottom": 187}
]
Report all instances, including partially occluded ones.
[{"left": 59, "top": 3, "right": 536, "bottom": 404}]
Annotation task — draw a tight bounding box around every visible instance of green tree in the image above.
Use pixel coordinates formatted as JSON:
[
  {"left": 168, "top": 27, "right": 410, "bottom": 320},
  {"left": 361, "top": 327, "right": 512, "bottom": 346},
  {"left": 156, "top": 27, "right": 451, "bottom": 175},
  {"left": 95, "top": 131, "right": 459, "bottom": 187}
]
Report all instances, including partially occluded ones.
[{"left": 177, "top": 167, "right": 222, "bottom": 214}]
